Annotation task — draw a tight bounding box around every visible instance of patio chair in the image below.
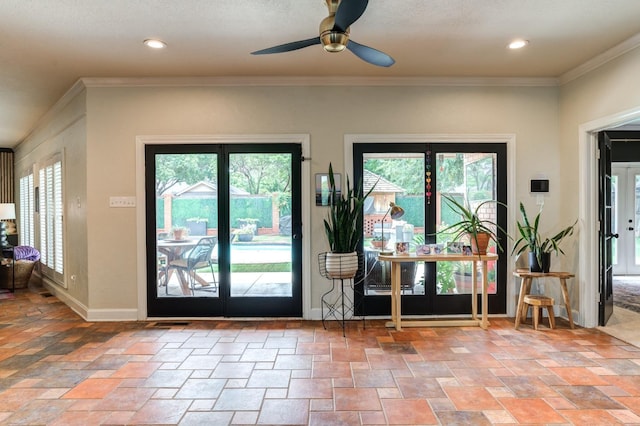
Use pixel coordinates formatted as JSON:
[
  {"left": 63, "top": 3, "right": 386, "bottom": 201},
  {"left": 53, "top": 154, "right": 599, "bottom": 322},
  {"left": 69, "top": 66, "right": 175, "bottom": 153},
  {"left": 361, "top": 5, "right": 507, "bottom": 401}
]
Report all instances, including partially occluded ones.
[
  {"left": 165, "top": 236, "right": 217, "bottom": 295},
  {"left": 156, "top": 232, "right": 171, "bottom": 289}
]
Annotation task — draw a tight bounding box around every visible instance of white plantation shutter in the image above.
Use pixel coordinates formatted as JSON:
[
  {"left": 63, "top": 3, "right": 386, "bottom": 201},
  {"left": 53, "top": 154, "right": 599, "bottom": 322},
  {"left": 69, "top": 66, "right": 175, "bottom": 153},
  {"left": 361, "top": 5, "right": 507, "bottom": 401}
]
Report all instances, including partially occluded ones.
[
  {"left": 19, "top": 172, "right": 34, "bottom": 247},
  {"left": 38, "top": 156, "right": 64, "bottom": 282}
]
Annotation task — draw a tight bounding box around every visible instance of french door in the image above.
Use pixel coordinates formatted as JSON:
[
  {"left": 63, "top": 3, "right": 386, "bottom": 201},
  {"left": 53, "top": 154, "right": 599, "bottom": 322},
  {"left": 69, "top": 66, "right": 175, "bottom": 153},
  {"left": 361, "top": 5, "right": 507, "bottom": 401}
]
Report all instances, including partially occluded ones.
[
  {"left": 354, "top": 143, "right": 507, "bottom": 316},
  {"left": 145, "top": 143, "right": 302, "bottom": 317},
  {"left": 599, "top": 132, "right": 614, "bottom": 325},
  {"left": 612, "top": 164, "right": 640, "bottom": 275}
]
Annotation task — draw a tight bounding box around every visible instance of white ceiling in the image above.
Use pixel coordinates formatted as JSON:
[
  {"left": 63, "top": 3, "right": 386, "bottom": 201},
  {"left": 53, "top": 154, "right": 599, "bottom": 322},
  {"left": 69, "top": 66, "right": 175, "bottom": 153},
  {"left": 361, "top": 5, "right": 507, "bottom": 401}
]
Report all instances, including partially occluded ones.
[{"left": 2, "top": 0, "right": 640, "bottom": 147}]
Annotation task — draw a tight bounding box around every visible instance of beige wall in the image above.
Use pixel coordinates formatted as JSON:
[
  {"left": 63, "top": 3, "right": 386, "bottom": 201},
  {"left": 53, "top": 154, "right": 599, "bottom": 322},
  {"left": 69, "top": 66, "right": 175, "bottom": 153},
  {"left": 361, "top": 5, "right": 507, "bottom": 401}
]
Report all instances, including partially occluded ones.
[
  {"left": 76, "top": 84, "right": 558, "bottom": 316},
  {"left": 12, "top": 45, "right": 640, "bottom": 323},
  {"left": 13, "top": 89, "right": 89, "bottom": 307},
  {"left": 558, "top": 46, "right": 640, "bottom": 326}
]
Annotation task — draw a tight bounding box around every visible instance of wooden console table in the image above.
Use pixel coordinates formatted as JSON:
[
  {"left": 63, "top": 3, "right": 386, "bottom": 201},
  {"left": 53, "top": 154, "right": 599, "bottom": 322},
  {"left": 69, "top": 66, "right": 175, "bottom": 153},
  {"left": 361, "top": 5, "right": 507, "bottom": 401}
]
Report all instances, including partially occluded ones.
[
  {"left": 513, "top": 270, "right": 575, "bottom": 329},
  {"left": 378, "top": 253, "right": 498, "bottom": 330}
]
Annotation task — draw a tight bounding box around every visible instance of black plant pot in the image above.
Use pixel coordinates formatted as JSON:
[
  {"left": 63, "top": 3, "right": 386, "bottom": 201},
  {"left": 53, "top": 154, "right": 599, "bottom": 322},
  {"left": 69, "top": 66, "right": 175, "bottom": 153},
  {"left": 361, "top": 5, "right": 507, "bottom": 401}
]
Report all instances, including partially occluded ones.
[{"left": 529, "top": 252, "right": 550, "bottom": 273}]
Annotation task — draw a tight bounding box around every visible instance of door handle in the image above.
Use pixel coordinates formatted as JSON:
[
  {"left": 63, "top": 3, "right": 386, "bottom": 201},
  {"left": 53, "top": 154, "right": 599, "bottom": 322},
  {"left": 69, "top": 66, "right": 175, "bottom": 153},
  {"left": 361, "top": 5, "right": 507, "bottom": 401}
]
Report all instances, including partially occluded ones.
[
  {"left": 610, "top": 233, "right": 619, "bottom": 238},
  {"left": 628, "top": 227, "right": 634, "bottom": 231}
]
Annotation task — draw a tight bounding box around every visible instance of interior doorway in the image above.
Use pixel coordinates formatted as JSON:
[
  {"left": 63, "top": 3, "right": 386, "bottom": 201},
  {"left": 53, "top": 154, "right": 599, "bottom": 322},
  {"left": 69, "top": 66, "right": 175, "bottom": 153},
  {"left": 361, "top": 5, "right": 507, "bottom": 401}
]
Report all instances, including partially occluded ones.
[{"left": 599, "top": 131, "right": 640, "bottom": 327}]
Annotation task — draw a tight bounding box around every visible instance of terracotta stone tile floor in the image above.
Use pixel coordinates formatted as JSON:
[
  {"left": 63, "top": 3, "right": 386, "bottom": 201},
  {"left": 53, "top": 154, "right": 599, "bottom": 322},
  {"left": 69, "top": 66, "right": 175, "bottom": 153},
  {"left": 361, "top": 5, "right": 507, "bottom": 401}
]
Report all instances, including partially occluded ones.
[{"left": 2, "top": 287, "right": 640, "bottom": 425}]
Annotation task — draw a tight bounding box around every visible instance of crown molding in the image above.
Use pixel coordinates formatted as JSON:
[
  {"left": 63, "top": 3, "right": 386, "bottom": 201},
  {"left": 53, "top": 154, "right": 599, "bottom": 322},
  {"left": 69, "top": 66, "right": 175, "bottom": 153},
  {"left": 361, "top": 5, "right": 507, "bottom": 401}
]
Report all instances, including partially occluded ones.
[
  {"left": 18, "top": 80, "right": 87, "bottom": 144},
  {"left": 81, "top": 75, "right": 558, "bottom": 88},
  {"left": 560, "top": 32, "right": 640, "bottom": 85}
]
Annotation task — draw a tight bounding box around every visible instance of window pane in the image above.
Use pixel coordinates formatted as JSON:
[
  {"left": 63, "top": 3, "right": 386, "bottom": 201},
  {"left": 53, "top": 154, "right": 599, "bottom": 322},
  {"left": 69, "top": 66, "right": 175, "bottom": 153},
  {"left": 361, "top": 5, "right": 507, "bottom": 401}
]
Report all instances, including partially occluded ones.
[
  {"left": 19, "top": 173, "right": 34, "bottom": 247},
  {"left": 229, "top": 153, "right": 293, "bottom": 298},
  {"left": 362, "top": 153, "right": 425, "bottom": 296},
  {"left": 436, "top": 153, "right": 498, "bottom": 295},
  {"left": 156, "top": 153, "right": 219, "bottom": 298},
  {"left": 38, "top": 158, "right": 64, "bottom": 282}
]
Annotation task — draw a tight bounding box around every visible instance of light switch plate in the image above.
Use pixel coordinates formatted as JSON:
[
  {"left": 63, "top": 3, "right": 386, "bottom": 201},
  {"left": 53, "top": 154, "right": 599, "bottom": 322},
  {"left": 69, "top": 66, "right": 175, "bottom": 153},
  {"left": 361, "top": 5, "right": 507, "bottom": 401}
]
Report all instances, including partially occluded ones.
[{"left": 109, "top": 196, "right": 136, "bottom": 208}]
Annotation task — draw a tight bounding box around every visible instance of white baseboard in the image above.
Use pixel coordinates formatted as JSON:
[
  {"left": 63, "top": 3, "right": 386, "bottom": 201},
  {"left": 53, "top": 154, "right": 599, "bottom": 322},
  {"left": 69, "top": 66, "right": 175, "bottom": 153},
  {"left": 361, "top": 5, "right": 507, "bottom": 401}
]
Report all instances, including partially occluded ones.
[
  {"left": 42, "top": 280, "right": 89, "bottom": 320},
  {"left": 86, "top": 308, "right": 139, "bottom": 321},
  {"left": 42, "top": 280, "right": 138, "bottom": 321}
]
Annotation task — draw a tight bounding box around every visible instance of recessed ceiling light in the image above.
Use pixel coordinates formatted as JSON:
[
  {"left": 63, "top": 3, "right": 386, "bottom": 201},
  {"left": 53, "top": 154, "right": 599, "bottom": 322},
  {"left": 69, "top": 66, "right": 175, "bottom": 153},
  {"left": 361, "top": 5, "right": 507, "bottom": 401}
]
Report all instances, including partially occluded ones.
[
  {"left": 508, "top": 39, "right": 529, "bottom": 50},
  {"left": 143, "top": 39, "right": 167, "bottom": 49}
]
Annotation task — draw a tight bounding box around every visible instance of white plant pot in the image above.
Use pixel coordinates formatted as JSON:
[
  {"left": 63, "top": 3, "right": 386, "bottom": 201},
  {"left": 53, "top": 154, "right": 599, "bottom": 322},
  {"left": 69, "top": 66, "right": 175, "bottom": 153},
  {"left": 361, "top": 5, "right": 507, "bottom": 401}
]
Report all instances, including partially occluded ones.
[{"left": 325, "top": 252, "right": 359, "bottom": 279}]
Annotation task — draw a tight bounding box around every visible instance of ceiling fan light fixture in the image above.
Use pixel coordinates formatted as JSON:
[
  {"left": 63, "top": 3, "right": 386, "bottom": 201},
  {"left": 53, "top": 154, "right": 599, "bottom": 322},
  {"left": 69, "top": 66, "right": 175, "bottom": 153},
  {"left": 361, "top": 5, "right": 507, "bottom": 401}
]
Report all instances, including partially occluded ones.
[
  {"left": 251, "top": 0, "right": 394, "bottom": 67},
  {"left": 321, "top": 31, "right": 349, "bottom": 52},
  {"left": 508, "top": 39, "right": 529, "bottom": 50},
  {"left": 143, "top": 39, "right": 167, "bottom": 49}
]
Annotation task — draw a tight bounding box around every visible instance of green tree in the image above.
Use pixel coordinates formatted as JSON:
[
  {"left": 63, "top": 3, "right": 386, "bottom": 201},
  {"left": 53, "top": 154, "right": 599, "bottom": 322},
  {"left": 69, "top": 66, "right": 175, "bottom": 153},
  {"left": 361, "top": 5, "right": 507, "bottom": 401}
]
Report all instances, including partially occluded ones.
[
  {"left": 363, "top": 154, "right": 464, "bottom": 195},
  {"left": 229, "top": 153, "right": 291, "bottom": 194},
  {"left": 437, "top": 154, "right": 463, "bottom": 193},
  {"left": 364, "top": 158, "right": 424, "bottom": 194},
  {"left": 155, "top": 154, "right": 217, "bottom": 195}
]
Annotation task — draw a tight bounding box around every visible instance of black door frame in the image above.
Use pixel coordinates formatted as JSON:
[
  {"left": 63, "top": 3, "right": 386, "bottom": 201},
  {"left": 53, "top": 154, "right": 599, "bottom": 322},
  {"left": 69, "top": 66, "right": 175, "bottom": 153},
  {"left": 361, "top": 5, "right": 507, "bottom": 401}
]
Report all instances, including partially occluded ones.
[
  {"left": 598, "top": 131, "right": 614, "bottom": 326},
  {"left": 145, "top": 143, "right": 303, "bottom": 318},
  {"left": 597, "top": 130, "right": 640, "bottom": 325},
  {"left": 353, "top": 142, "right": 508, "bottom": 316}
]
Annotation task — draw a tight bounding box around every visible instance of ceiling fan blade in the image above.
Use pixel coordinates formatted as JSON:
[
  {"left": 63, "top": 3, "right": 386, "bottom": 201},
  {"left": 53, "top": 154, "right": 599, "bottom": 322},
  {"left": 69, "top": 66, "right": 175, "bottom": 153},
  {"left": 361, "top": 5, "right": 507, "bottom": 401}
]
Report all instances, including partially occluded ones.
[
  {"left": 333, "top": 0, "right": 369, "bottom": 32},
  {"left": 346, "top": 39, "right": 395, "bottom": 67},
  {"left": 251, "top": 37, "right": 320, "bottom": 55}
]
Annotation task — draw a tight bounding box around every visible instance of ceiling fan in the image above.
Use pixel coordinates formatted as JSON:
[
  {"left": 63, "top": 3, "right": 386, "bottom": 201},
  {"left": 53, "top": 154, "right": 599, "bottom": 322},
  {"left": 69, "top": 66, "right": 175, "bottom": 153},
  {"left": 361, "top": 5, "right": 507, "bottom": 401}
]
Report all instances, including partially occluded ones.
[{"left": 251, "top": 0, "right": 395, "bottom": 67}]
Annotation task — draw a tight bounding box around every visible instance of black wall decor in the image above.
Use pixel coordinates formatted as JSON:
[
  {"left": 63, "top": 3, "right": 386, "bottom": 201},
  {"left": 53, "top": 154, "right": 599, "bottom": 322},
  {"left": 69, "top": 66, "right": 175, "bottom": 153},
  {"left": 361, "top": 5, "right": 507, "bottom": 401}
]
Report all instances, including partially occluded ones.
[{"left": 530, "top": 179, "right": 549, "bottom": 193}]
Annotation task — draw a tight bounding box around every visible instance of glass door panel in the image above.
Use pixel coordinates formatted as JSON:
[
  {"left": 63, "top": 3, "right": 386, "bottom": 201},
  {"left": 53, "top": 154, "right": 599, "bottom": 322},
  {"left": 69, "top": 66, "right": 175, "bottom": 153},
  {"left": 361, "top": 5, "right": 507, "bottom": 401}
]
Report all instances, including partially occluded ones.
[
  {"left": 635, "top": 173, "right": 640, "bottom": 269},
  {"left": 435, "top": 153, "right": 498, "bottom": 296},
  {"left": 223, "top": 146, "right": 302, "bottom": 317},
  {"left": 228, "top": 153, "right": 293, "bottom": 298},
  {"left": 155, "top": 153, "right": 219, "bottom": 299},
  {"left": 611, "top": 174, "right": 618, "bottom": 267},
  {"left": 361, "top": 152, "right": 426, "bottom": 296},
  {"left": 611, "top": 166, "right": 640, "bottom": 275}
]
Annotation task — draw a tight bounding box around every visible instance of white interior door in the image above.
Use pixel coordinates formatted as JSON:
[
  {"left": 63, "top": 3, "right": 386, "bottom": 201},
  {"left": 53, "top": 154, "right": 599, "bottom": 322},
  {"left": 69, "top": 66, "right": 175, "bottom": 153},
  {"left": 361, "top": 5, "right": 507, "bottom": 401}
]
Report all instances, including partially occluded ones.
[{"left": 612, "top": 164, "right": 640, "bottom": 275}]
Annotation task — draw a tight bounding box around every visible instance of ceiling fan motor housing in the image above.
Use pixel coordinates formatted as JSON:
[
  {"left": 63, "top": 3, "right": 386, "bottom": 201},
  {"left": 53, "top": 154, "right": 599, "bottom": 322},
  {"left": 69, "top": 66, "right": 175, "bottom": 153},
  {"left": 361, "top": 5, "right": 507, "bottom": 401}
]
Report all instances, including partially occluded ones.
[{"left": 320, "top": 16, "right": 349, "bottom": 52}]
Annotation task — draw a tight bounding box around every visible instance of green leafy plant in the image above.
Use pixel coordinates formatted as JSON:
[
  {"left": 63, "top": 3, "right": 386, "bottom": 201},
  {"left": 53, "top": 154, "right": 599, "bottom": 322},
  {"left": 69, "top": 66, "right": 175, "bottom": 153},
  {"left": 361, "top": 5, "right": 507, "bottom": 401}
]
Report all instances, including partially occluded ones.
[
  {"left": 323, "top": 163, "right": 376, "bottom": 253},
  {"left": 233, "top": 226, "right": 254, "bottom": 235},
  {"left": 186, "top": 217, "right": 207, "bottom": 223},
  {"left": 512, "top": 202, "right": 577, "bottom": 264},
  {"left": 438, "top": 194, "right": 507, "bottom": 253}
]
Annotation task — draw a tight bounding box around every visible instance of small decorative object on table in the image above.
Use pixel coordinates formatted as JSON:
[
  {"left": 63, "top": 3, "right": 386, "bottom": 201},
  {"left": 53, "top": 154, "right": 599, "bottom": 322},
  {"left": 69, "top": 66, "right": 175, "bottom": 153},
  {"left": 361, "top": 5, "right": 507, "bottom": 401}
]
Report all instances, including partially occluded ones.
[
  {"left": 416, "top": 244, "right": 430, "bottom": 255},
  {"left": 447, "top": 241, "right": 463, "bottom": 254},
  {"left": 395, "top": 242, "right": 409, "bottom": 254}
]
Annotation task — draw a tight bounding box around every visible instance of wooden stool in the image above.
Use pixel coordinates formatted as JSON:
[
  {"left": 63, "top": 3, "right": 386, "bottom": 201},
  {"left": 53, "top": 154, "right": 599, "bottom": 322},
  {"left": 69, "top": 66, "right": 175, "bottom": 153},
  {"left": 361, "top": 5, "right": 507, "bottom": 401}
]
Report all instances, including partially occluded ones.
[{"left": 522, "top": 295, "right": 555, "bottom": 330}]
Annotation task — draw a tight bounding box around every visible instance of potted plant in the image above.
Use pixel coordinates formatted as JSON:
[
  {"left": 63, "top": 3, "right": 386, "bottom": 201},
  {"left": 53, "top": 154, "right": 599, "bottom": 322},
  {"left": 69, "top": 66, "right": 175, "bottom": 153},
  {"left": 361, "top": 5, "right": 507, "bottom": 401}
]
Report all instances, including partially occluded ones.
[
  {"left": 512, "top": 202, "right": 576, "bottom": 273},
  {"left": 171, "top": 226, "right": 188, "bottom": 241},
  {"left": 237, "top": 218, "right": 259, "bottom": 235},
  {"left": 323, "top": 163, "right": 375, "bottom": 278},
  {"left": 370, "top": 235, "right": 386, "bottom": 249},
  {"left": 438, "top": 194, "right": 507, "bottom": 255},
  {"left": 233, "top": 225, "right": 255, "bottom": 242}
]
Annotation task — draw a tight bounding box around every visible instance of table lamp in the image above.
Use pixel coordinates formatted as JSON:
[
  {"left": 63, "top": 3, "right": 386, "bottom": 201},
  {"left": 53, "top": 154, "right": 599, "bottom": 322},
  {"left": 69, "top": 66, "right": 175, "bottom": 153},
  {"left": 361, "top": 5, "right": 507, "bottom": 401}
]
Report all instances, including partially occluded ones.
[
  {"left": 0, "top": 203, "right": 16, "bottom": 248},
  {"left": 380, "top": 202, "right": 404, "bottom": 255}
]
